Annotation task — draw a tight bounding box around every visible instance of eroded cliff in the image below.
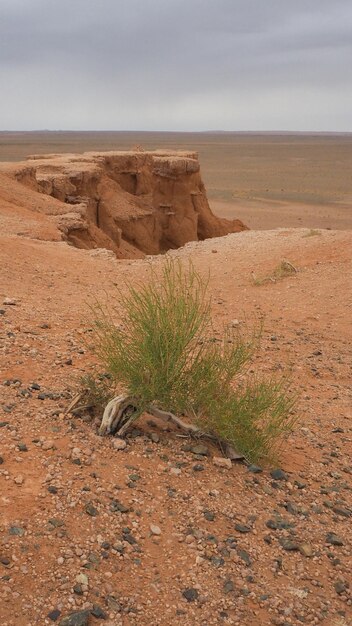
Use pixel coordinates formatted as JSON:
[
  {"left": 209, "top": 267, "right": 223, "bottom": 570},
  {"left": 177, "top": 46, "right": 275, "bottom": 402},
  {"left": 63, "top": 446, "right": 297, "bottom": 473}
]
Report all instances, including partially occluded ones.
[{"left": 0, "top": 150, "right": 247, "bottom": 257}]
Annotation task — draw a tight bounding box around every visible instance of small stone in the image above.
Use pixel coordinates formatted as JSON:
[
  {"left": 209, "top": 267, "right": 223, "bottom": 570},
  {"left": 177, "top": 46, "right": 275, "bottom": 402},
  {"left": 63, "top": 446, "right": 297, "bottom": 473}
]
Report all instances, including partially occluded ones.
[
  {"left": 247, "top": 464, "right": 262, "bottom": 473},
  {"left": 150, "top": 433, "right": 160, "bottom": 443},
  {"left": 110, "top": 500, "right": 129, "bottom": 514},
  {"left": 213, "top": 457, "right": 232, "bottom": 469},
  {"left": 14, "top": 475, "right": 24, "bottom": 485},
  {"left": 235, "top": 524, "right": 251, "bottom": 534},
  {"left": 42, "top": 440, "right": 54, "bottom": 451},
  {"left": 237, "top": 549, "right": 252, "bottom": 566},
  {"left": 299, "top": 543, "right": 313, "bottom": 557},
  {"left": 17, "top": 443, "right": 28, "bottom": 452},
  {"left": 57, "top": 557, "right": 64, "bottom": 565},
  {"left": 48, "top": 518, "right": 64, "bottom": 528},
  {"left": 48, "top": 609, "right": 61, "bottom": 622},
  {"left": 58, "top": 610, "right": 90, "bottom": 626},
  {"left": 193, "top": 464, "right": 205, "bottom": 472},
  {"left": 0, "top": 556, "right": 11, "bottom": 566},
  {"left": 3, "top": 297, "right": 17, "bottom": 305},
  {"left": 170, "top": 467, "right": 181, "bottom": 476},
  {"left": 76, "top": 573, "right": 89, "bottom": 587},
  {"left": 332, "top": 506, "right": 351, "bottom": 518},
  {"left": 112, "top": 438, "right": 127, "bottom": 451},
  {"left": 9, "top": 526, "right": 24, "bottom": 536},
  {"left": 279, "top": 538, "right": 299, "bottom": 551},
  {"left": 150, "top": 524, "right": 161, "bottom": 536},
  {"left": 204, "top": 510, "right": 215, "bottom": 521},
  {"left": 0, "top": 456, "right": 4, "bottom": 465},
  {"left": 85, "top": 503, "right": 99, "bottom": 517},
  {"left": 334, "top": 580, "right": 348, "bottom": 595},
  {"left": 182, "top": 588, "right": 199, "bottom": 602},
  {"left": 91, "top": 605, "right": 107, "bottom": 619},
  {"left": 223, "top": 579, "right": 235, "bottom": 594},
  {"left": 270, "top": 468, "right": 287, "bottom": 481},
  {"left": 190, "top": 444, "right": 209, "bottom": 456},
  {"left": 326, "top": 532, "right": 344, "bottom": 546},
  {"left": 48, "top": 485, "right": 58, "bottom": 494}
]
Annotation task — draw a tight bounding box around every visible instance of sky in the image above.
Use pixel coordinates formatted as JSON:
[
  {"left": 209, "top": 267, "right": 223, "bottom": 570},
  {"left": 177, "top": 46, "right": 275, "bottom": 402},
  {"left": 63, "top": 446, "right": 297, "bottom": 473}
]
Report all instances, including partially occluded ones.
[{"left": 1, "top": 0, "right": 352, "bottom": 132}]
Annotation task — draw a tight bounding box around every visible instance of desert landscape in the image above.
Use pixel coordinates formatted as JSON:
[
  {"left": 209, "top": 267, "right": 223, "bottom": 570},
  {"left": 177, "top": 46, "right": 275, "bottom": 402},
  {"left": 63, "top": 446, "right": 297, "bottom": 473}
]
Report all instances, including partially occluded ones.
[{"left": 0, "top": 132, "right": 351, "bottom": 626}]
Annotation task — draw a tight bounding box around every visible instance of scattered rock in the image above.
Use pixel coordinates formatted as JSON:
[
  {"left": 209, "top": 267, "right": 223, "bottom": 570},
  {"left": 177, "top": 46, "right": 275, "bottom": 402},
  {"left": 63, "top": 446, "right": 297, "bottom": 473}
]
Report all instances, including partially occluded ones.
[
  {"left": 299, "top": 543, "right": 313, "bottom": 557},
  {"left": 326, "top": 532, "right": 344, "bottom": 546},
  {"left": 58, "top": 610, "right": 90, "bottom": 626},
  {"left": 334, "top": 580, "right": 348, "bottom": 595},
  {"left": 85, "top": 503, "right": 99, "bottom": 517},
  {"left": 190, "top": 443, "right": 209, "bottom": 456},
  {"left": 91, "top": 605, "right": 107, "bottom": 619},
  {"left": 150, "top": 432, "right": 160, "bottom": 443},
  {"left": 48, "top": 609, "right": 61, "bottom": 622},
  {"left": 270, "top": 469, "right": 287, "bottom": 481},
  {"left": 112, "top": 438, "right": 127, "bottom": 451},
  {"left": 150, "top": 524, "right": 161, "bottom": 535},
  {"left": 235, "top": 524, "right": 251, "bottom": 534},
  {"left": 223, "top": 579, "right": 235, "bottom": 593},
  {"left": 42, "top": 440, "right": 55, "bottom": 451},
  {"left": 182, "top": 588, "right": 199, "bottom": 602},
  {"left": 213, "top": 457, "right": 232, "bottom": 469},
  {"left": 279, "top": 538, "right": 299, "bottom": 551},
  {"left": 247, "top": 464, "right": 262, "bottom": 473},
  {"left": 14, "top": 474, "right": 24, "bottom": 485},
  {"left": 3, "top": 297, "right": 17, "bottom": 305}
]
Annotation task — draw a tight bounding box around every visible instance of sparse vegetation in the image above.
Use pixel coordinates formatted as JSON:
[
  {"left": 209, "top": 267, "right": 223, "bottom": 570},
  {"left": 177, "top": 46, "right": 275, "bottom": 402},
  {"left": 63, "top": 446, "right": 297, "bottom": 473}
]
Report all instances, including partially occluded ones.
[
  {"left": 302, "top": 228, "right": 322, "bottom": 237},
  {"left": 252, "top": 259, "right": 298, "bottom": 286},
  {"left": 91, "top": 260, "right": 296, "bottom": 463}
]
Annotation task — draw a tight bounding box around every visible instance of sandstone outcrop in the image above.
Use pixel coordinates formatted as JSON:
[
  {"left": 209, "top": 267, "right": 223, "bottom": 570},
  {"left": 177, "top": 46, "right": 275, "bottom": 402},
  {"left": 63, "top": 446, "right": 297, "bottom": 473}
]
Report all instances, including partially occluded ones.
[{"left": 0, "top": 150, "right": 247, "bottom": 257}]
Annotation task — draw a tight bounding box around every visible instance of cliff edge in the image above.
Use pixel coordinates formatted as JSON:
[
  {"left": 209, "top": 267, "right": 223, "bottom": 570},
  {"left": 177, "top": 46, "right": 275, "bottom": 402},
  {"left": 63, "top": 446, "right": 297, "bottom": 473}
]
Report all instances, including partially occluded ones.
[{"left": 0, "top": 150, "right": 247, "bottom": 258}]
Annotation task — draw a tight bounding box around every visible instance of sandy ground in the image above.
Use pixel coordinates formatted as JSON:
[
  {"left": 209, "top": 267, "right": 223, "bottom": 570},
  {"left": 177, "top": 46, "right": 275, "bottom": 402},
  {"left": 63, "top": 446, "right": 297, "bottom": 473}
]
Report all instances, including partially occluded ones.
[
  {"left": 0, "top": 203, "right": 351, "bottom": 625},
  {"left": 210, "top": 198, "right": 352, "bottom": 231}
]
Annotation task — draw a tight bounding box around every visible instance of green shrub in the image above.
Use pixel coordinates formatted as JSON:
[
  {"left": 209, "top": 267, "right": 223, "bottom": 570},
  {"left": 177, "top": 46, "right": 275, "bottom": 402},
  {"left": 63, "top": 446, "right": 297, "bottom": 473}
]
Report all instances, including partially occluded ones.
[{"left": 92, "top": 260, "right": 296, "bottom": 463}]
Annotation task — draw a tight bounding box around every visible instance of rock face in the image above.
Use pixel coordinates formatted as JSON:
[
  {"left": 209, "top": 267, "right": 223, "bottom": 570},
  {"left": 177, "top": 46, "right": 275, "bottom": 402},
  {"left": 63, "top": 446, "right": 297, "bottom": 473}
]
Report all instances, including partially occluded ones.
[{"left": 0, "top": 150, "right": 247, "bottom": 258}]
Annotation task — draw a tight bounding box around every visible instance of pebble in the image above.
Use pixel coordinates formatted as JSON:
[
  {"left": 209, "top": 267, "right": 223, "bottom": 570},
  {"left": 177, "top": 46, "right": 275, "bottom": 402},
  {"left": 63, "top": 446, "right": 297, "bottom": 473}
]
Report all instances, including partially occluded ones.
[
  {"left": 326, "top": 532, "right": 344, "bottom": 546},
  {"left": 14, "top": 474, "right": 24, "bottom": 485},
  {"left": 298, "top": 543, "right": 313, "bottom": 557},
  {"left": 182, "top": 588, "right": 199, "bottom": 602},
  {"left": 150, "top": 524, "right": 161, "bottom": 536},
  {"left": 48, "top": 609, "right": 61, "bottom": 622},
  {"left": 42, "top": 440, "right": 55, "bottom": 451},
  {"left": 3, "top": 297, "right": 17, "bottom": 305},
  {"left": 213, "top": 456, "right": 232, "bottom": 469},
  {"left": 58, "top": 610, "right": 90, "bottom": 626},
  {"left": 270, "top": 468, "right": 287, "bottom": 481},
  {"left": 112, "top": 438, "right": 127, "bottom": 451},
  {"left": 190, "top": 444, "right": 209, "bottom": 456}
]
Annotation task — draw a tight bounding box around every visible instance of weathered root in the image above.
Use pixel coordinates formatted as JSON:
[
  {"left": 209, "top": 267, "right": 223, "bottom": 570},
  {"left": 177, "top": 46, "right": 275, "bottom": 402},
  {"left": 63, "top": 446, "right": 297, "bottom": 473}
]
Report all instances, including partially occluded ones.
[
  {"left": 148, "top": 405, "right": 200, "bottom": 434},
  {"left": 99, "top": 397, "right": 244, "bottom": 461},
  {"left": 65, "top": 392, "right": 85, "bottom": 416},
  {"left": 99, "top": 395, "right": 139, "bottom": 435}
]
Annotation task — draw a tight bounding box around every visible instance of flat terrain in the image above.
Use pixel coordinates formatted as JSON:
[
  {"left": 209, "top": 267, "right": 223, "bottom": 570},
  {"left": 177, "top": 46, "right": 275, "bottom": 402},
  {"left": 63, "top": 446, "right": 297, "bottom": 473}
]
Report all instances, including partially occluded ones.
[{"left": 1, "top": 131, "right": 352, "bottom": 230}]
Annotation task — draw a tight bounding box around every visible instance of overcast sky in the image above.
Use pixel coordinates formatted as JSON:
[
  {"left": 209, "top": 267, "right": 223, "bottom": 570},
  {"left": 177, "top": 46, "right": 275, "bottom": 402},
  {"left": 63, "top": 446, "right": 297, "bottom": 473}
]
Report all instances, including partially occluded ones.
[{"left": 1, "top": 0, "right": 351, "bottom": 131}]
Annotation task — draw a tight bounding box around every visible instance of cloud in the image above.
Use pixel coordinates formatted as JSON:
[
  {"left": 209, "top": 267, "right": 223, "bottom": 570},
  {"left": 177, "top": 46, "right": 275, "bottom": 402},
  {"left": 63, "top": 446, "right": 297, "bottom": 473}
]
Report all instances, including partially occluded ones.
[{"left": 0, "top": 0, "right": 351, "bottom": 130}]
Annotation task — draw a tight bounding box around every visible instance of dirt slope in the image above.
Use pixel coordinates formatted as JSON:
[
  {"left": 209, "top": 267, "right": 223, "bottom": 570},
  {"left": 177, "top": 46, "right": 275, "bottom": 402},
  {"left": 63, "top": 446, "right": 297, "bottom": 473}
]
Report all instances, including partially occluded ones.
[{"left": 0, "top": 210, "right": 351, "bottom": 626}]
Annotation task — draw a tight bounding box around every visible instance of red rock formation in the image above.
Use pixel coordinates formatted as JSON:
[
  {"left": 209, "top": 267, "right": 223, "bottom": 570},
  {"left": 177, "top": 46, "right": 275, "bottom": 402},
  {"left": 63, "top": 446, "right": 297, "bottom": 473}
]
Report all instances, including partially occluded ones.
[{"left": 0, "top": 150, "right": 247, "bottom": 257}]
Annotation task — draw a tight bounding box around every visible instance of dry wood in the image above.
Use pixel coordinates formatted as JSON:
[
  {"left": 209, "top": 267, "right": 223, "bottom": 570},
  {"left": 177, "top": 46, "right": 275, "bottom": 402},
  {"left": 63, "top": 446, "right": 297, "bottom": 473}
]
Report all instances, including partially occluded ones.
[{"left": 99, "top": 396, "right": 245, "bottom": 461}]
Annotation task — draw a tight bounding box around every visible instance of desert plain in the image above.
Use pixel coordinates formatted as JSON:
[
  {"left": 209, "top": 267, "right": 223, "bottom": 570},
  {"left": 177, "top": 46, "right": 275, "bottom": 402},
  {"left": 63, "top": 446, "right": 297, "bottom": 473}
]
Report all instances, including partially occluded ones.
[{"left": 0, "top": 132, "right": 351, "bottom": 626}]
